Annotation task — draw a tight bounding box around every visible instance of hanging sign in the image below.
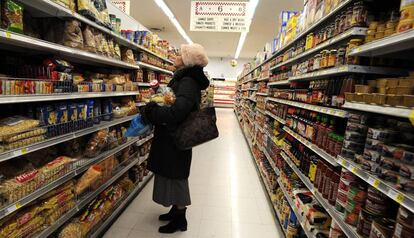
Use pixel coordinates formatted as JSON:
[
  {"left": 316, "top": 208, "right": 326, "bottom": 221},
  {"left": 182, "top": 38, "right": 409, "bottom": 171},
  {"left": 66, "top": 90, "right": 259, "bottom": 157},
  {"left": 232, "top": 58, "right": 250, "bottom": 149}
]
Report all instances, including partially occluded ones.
[
  {"left": 190, "top": 1, "right": 250, "bottom": 32},
  {"left": 111, "top": 0, "right": 130, "bottom": 15}
]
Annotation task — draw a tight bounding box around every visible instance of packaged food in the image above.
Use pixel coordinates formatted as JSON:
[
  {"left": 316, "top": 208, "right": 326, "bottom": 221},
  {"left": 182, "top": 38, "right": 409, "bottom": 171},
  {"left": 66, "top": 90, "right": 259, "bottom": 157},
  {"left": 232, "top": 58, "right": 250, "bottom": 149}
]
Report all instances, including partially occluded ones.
[
  {"left": 0, "top": 116, "right": 40, "bottom": 141},
  {"left": 75, "top": 165, "right": 103, "bottom": 195},
  {"left": 345, "top": 131, "right": 366, "bottom": 143},
  {"left": 121, "top": 49, "right": 135, "bottom": 64},
  {"left": 150, "top": 86, "right": 176, "bottom": 106},
  {"left": 82, "top": 25, "right": 96, "bottom": 53},
  {"left": 367, "top": 128, "right": 397, "bottom": 143},
  {"left": 62, "top": 20, "right": 84, "bottom": 49},
  {"left": 84, "top": 129, "right": 108, "bottom": 158},
  {"left": 59, "top": 222, "right": 82, "bottom": 238},
  {"left": 1, "top": 0, "right": 24, "bottom": 34},
  {"left": 102, "top": 99, "right": 113, "bottom": 121}
]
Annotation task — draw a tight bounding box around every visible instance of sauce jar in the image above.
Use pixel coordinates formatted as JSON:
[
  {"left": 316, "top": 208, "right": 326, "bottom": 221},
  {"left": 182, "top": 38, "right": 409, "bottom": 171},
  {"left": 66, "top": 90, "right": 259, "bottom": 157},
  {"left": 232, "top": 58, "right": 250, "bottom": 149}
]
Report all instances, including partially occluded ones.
[
  {"left": 321, "top": 50, "right": 328, "bottom": 68},
  {"left": 314, "top": 54, "right": 321, "bottom": 70},
  {"left": 337, "top": 47, "right": 346, "bottom": 66},
  {"left": 352, "top": 1, "right": 367, "bottom": 27},
  {"left": 347, "top": 39, "right": 363, "bottom": 65},
  {"left": 345, "top": 7, "right": 354, "bottom": 30},
  {"left": 328, "top": 49, "right": 338, "bottom": 67}
]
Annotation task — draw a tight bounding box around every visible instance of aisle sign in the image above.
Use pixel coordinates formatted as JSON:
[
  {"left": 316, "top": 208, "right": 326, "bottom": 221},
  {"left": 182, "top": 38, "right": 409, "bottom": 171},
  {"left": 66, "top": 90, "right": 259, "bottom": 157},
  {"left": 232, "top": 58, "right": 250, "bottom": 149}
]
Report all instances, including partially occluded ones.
[{"left": 190, "top": 1, "right": 250, "bottom": 32}]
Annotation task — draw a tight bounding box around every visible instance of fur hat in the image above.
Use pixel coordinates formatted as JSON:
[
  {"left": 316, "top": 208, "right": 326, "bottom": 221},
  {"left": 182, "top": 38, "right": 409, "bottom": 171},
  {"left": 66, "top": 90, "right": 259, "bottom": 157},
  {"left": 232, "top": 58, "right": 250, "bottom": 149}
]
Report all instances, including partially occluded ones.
[{"left": 181, "top": 43, "right": 209, "bottom": 67}]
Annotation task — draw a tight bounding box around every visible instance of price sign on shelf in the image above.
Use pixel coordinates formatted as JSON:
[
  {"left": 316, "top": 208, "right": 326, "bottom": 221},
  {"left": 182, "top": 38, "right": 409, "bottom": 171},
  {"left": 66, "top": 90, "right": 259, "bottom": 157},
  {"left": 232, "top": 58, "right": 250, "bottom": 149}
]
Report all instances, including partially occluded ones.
[{"left": 190, "top": 1, "right": 250, "bottom": 32}]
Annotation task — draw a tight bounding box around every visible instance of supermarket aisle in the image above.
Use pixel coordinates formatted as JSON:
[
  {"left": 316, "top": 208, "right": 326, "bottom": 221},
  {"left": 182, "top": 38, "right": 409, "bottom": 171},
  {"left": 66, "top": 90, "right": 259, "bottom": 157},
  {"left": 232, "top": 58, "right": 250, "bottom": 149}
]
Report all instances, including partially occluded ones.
[{"left": 104, "top": 108, "right": 283, "bottom": 238}]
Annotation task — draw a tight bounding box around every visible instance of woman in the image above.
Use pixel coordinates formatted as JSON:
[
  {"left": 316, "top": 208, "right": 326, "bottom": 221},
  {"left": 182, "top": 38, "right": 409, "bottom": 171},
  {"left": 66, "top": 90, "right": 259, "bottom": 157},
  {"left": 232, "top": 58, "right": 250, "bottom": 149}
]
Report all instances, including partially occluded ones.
[{"left": 142, "top": 43, "right": 209, "bottom": 234}]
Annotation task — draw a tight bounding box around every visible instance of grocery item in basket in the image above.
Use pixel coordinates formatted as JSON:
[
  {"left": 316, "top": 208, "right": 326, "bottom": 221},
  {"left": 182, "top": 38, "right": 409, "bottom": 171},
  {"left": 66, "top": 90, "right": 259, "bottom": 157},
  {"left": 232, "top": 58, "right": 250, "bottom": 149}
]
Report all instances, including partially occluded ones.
[
  {"left": 1, "top": 0, "right": 24, "bottom": 34},
  {"left": 82, "top": 25, "right": 96, "bottom": 53},
  {"left": 75, "top": 165, "right": 103, "bottom": 195},
  {"left": 150, "top": 85, "right": 176, "bottom": 106},
  {"left": 84, "top": 129, "right": 108, "bottom": 158},
  {"left": 62, "top": 20, "right": 84, "bottom": 49},
  {"left": 125, "top": 115, "right": 151, "bottom": 137}
]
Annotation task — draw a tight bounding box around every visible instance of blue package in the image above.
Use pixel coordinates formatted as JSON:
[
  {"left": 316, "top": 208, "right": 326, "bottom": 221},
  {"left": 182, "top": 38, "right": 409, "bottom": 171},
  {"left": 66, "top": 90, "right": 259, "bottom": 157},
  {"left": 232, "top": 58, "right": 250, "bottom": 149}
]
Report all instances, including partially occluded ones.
[
  {"left": 102, "top": 99, "right": 113, "bottom": 121},
  {"left": 93, "top": 99, "right": 101, "bottom": 124},
  {"left": 68, "top": 103, "right": 78, "bottom": 122},
  {"left": 125, "top": 115, "right": 151, "bottom": 137},
  {"left": 86, "top": 100, "right": 94, "bottom": 119}
]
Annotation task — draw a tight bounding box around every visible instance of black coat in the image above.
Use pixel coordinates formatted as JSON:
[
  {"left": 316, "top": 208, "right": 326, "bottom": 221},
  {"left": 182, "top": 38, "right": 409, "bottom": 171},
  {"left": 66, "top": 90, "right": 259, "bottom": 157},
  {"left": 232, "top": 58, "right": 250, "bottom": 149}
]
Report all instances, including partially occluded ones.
[{"left": 143, "top": 66, "right": 210, "bottom": 179}]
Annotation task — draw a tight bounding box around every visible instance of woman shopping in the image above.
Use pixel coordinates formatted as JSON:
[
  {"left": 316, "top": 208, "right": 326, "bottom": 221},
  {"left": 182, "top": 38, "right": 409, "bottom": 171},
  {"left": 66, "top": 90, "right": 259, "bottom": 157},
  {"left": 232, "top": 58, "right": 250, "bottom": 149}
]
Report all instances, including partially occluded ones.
[{"left": 142, "top": 43, "right": 210, "bottom": 234}]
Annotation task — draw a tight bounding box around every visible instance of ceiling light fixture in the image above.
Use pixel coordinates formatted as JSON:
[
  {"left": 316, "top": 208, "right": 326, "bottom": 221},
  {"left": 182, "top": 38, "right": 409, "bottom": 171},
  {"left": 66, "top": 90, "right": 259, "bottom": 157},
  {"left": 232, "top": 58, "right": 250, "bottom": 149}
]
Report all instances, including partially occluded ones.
[
  {"left": 154, "top": 0, "right": 193, "bottom": 44},
  {"left": 234, "top": 0, "right": 259, "bottom": 59}
]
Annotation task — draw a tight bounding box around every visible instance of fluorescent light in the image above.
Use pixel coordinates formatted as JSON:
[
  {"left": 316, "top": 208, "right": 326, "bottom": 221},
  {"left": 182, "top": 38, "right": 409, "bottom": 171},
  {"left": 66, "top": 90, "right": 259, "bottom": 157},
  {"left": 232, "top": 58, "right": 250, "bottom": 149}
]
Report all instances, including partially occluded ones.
[
  {"left": 235, "top": 32, "right": 247, "bottom": 59},
  {"left": 234, "top": 0, "right": 259, "bottom": 59},
  {"left": 154, "top": 0, "right": 193, "bottom": 44}
]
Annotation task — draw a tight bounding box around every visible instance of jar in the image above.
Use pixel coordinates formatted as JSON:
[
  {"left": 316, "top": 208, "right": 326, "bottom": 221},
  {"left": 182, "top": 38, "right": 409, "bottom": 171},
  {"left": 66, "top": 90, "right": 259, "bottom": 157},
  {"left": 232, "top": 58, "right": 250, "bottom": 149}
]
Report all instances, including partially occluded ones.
[
  {"left": 335, "top": 16, "right": 342, "bottom": 35},
  {"left": 339, "top": 13, "right": 347, "bottom": 33},
  {"left": 337, "top": 47, "right": 346, "bottom": 66},
  {"left": 321, "top": 50, "right": 329, "bottom": 68},
  {"left": 328, "top": 49, "right": 338, "bottom": 67},
  {"left": 346, "top": 39, "right": 363, "bottom": 65},
  {"left": 314, "top": 54, "right": 321, "bottom": 70},
  {"left": 351, "top": 1, "right": 367, "bottom": 27},
  {"left": 308, "top": 58, "right": 314, "bottom": 72},
  {"left": 345, "top": 7, "right": 354, "bottom": 30},
  {"left": 328, "top": 23, "right": 336, "bottom": 39}
]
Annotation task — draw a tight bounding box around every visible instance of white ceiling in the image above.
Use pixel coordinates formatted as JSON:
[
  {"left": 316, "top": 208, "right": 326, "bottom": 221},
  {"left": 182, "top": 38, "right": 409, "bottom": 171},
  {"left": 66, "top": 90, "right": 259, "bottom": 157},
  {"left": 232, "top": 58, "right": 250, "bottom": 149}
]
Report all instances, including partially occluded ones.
[{"left": 130, "top": 0, "right": 303, "bottom": 59}]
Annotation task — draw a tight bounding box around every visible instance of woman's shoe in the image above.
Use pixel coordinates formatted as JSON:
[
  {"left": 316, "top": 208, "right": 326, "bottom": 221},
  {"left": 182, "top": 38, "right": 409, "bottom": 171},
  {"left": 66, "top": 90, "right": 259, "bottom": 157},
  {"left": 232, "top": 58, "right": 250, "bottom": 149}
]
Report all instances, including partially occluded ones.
[
  {"left": 159, "top": 208, "right": 187, "bottom": 233},
  {"left": 159, "top": 205, "right": 177, "bottom": 221}
]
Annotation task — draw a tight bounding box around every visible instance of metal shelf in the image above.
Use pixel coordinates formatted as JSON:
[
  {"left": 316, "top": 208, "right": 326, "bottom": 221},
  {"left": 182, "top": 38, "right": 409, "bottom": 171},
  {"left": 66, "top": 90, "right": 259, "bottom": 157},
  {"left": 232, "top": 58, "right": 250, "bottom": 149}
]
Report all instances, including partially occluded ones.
[
  {"left": 0, "top": 30, "right": 140, "bottom": 70},
  {"left": 256, "top": 108, "right": 266, "bottom": 114},
  {"left": 0, "top": 135, "right": 153, "bottom": 220},
  {"left": 256, "top": 92, "right": 268, "bottom": 96},
  {"left": 262, "top": 147, "right": 279, "bottom": 176},
  {"left": 136, "top": 61, "right": 174, "bottom": 75},
  {"left": 270, "top": 27, "right": 367, "bottom": 71},
  {"left": 268, "top": 80, "right": 290, "bottom": 86},
  {"left": 89, "top": 173, "right": 154, "bottom": 238},
  {"left": 248, "top": 88, "right": 258, "bottom": 91},
  {"left": 242, "top": 77, "right": 257, "bottom": 84},
  {"left": 257, "top": 77, "right": 270, "bottom": 82},
  {"left": 343, "top": 102, "right": 412, "bottom": 119},
  {"left": 0, "top": 91, "right": 140, "bottom": 104},
  {"left": 277, "top": 178, "right": 316, "bottom": 238},
  {"left": 350, "top": 29, "right": 414, "bottom": 57},
  {"left": 265, "top": 110, "right": 286, "bottom": 125},
  {"left": 0, "top": 115, "right": 137, "bottom": 162},
  {"left": 289, "top": 65, "right": 407, "bottom": 82},
  {"left": 266, "top": 97, "right": 348, "bottom": 118},
  {"left": 283, "top": 127, "right": 338, "bottom": 167},
  {"left": 16, "top": 0, "right": 174, "bottom": 64},
  {"left": 279, "top": 152, "right": 361, "bottom": 238},
  {"left": 337, "top": 156, "right": 414, "bottom": 214},
  {"left": 34, "top": 157, "right": 145, "bottom": 238}
]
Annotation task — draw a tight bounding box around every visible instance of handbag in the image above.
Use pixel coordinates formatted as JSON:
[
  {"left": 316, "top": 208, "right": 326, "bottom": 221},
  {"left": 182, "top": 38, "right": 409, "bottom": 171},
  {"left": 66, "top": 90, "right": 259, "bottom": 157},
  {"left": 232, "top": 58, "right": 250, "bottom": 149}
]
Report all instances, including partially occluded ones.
[{"left": 174, "top": 107, "right": 219, "bottom": 150}]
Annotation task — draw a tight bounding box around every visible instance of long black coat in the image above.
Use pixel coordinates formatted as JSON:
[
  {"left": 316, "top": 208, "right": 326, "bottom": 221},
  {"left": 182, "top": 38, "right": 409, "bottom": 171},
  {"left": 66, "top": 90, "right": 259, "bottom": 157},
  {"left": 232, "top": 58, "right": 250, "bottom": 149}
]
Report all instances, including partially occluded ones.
[{"left": 143, "top": 66, "right": 210, "bottom": 179}]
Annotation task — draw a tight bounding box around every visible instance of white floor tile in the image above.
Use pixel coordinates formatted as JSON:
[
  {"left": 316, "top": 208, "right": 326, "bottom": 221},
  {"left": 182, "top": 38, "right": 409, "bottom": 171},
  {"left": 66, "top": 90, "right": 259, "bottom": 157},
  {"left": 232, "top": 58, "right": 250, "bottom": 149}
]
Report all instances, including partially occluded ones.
[{"left": 106, "top": 109, "right": 281, "bottom": 238}]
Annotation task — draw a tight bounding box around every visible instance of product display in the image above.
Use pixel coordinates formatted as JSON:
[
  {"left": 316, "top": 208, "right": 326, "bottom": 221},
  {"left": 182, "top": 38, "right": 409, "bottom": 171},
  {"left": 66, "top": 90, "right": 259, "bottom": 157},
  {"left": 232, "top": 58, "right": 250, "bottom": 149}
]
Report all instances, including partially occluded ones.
[
  {"left": 235, "top": 0, "right": 414, "bottom": 237},
  {"left": 0, "top": 1, "right": 163, "bottom": 237}
]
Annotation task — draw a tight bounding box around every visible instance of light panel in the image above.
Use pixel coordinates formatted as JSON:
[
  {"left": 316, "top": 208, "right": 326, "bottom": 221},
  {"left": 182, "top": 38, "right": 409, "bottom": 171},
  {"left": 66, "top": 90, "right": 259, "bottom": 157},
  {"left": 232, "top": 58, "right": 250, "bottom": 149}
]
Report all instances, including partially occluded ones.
[{"left": 234, "top": 0, "right": 260, "bottom": 59}]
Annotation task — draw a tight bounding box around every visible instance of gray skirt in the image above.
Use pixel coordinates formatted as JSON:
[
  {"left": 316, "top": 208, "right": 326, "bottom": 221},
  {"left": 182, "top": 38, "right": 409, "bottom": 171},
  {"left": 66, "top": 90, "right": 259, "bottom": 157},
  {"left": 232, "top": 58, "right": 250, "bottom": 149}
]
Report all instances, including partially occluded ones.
[{"left": 153, "top": 174, "right": 191, "bottom": 207}]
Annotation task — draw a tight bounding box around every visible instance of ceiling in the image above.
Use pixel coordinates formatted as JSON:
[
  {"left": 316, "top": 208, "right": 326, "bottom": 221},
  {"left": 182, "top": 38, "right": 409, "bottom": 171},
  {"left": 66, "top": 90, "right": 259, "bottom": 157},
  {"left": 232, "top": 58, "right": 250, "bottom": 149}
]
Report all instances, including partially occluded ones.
[{"left": 130, "top": 0, "right": 303, "bottom": 59}]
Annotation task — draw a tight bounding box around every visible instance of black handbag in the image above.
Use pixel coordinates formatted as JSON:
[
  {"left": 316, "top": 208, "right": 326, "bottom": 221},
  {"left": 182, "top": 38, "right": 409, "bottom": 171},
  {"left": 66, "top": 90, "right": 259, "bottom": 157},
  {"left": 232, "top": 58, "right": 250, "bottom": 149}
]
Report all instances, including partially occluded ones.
[{"left": 174, "top": 107, "right": 219, "bottom": 150}]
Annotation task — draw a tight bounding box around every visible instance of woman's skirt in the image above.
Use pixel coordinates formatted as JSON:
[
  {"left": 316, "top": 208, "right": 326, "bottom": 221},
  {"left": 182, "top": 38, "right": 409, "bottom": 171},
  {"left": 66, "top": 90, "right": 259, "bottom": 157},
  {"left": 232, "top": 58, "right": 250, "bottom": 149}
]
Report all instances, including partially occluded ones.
[{"left": 153, "top": 174, "right": 191, "bottom": 207}]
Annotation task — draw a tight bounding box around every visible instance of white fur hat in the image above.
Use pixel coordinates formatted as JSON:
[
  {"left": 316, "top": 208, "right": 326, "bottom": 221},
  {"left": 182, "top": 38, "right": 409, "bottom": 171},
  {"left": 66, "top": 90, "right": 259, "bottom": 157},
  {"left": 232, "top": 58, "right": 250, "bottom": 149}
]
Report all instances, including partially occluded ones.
[{"left": 181, "top": 43, "right": 209, "bottom": 67}]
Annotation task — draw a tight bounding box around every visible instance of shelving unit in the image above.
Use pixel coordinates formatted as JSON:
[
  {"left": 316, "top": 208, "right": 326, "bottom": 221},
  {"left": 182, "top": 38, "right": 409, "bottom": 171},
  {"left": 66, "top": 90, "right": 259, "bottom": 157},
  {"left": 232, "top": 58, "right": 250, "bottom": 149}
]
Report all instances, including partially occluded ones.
[
  {"left": 265, "top": 111, "right": 286, "bottom": 125},
  {"left": 349, "top": 29, "right": 414, "bottom": 57},
  {"left": 267, "top": 97, "right": 348, "bottom": 118},
  {"left": 342, "top": 102, "right": 412, "bottom": 119}
]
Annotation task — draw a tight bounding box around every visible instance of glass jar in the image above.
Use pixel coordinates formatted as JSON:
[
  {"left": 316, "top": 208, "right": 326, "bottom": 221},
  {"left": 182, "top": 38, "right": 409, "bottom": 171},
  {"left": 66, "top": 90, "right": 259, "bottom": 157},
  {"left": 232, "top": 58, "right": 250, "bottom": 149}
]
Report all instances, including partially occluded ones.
[
  {"left": 335, "top": 16, "right": 342, "bottom": 35},
  {"left": 321, "top": 50, "right": 328, "bottom": 68},
  {"left": 351, "top": 1, "right": 367, "bottom": 27},
  {"left": 314, "top": 54, "right": 321, "bottom": 70},
  {"left": 346, "top": 39, "right": 363, "bottom": 65},
  {"left": 345, "top": 7, "right": 353, "bottom": 30},
  {"left": 328, "top": 50, "right": 338, "bottom": 67},
  {"left": 336, "top": 47, "right": 346, "bottom": 66},
  {"left": 339, "top": 13, "right": 347, "bottom": 33}
]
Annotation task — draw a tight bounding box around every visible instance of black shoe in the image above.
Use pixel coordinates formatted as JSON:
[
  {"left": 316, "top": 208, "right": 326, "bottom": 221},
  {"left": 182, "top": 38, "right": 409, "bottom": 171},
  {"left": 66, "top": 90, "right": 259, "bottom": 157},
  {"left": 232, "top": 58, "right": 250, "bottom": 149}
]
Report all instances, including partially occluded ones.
[
  {"left": 159, "top": 208, "right": 187, "bottom": 234},
  {"left": 159, "top": 205, "right": 178, "bottom": 221}
]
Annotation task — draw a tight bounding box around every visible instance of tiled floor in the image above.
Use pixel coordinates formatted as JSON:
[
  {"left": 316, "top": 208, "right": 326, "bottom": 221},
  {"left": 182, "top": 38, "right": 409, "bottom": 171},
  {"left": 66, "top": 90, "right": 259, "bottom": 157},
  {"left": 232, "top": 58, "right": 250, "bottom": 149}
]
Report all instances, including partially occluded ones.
[{"left": 104, "top": 108, "right": 284, "bottom": 238}]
